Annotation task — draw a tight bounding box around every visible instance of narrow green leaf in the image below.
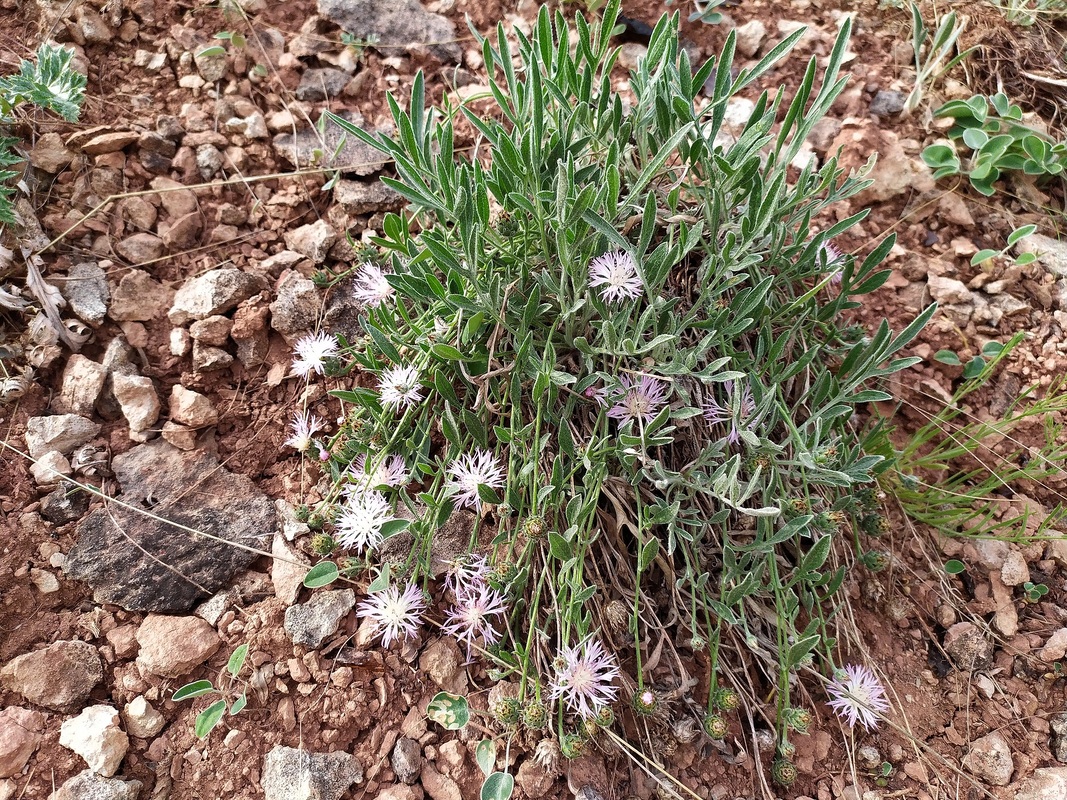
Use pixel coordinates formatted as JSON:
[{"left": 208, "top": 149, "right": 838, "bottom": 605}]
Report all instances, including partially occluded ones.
[
  {"left": 173, "top": 680, "right": 215, "bottom": 702},
  {"left": 226, "top": 644, "right": 249, "bottom": 677},
  {"left": 229, "top": 693, "right": 247, "bottom": 715}
]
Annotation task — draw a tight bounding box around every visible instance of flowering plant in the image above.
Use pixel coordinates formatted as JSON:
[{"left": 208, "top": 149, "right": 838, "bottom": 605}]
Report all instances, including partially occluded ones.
[{"left": 292, "top": 0, "right": 928, "bottom": 786}]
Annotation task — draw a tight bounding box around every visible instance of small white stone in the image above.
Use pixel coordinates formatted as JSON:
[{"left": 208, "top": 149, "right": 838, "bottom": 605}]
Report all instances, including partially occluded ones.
[
  {"left": 170, "top": 327, "right": 192, "bottom": 356},
  {"left": 59, "top": 705, "right": 129, "bottom": 777},
  {"left": 29, "top": 568, "right": 60, "bottom": 594},
  {"left": 1040, "top": 628, "right": 1067, "bottom": 662},
  {"left": 1000, "top": 549, "right": 1030, "bottom": 586},
  {"left": 30, "top": 450, "right": 72, "bottom": 486},
  {"left": 112, "top": 374, "right": 160, "bottom": 437},
  {"left": 123, "top": 696, "right": 164, "bottom": 739}
]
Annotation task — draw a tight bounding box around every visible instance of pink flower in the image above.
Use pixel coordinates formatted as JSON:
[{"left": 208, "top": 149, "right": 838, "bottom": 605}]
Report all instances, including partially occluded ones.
[
  {"left": 357, "top": 582, "right": 426, "bottom": 648},
  {"left": 443, "top": 582, "right": 507, "bottom": 658},
  {"left": 589, "top": 250, "right": 643, "bottom": 303},
  {"left": 607, "top": 375, "right": 668, "bottom": 426},
  {"left": 826, "top": 664, "right": 890, "bottom": 731},
  {"left": 284, "top": 410, "right": 323, "bottom": 452},
  {"left": 446, "top": 450, "right": 506, "bottom": 511},
  {"left": 549, "top": 638, "right": 621, "bottom": 719},
  {"left": 702, "top": 380, "right": 756, "bottom": 445},
  {"left": 378, "top": 364, "right": 423, "bottom": 411},
  {"left": 346, "top": 453, "right": 409, "bottom": 492},
  {"left": 291, "top": 332, "right": 339, "bottom": 378},
  {"left": 352, "top": 263, "right": 395, "bottom": 308}
]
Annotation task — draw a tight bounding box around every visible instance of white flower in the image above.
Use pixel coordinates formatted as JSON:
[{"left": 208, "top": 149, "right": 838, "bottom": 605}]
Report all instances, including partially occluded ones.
[
  {"left": 379, "top": 364, "right": 423, "bottom": 411},
  {"left": 549, "top": 638, "right": 621, "bottom": 719},
  {"left": 292, "top": 332, "right": 339, "bottom": 378},
  {"left": 284, "top": 410, "right": 323, "bottom": 452},
  {"left": 446, "top": 449, "right": 506, "bottom": 511},
  {"left": 357, "top": 582, "right": 426, "bottom": 648},
  {"left": 352, "top": 263, "right": 395, "bottom": 308},
  {"left": 334, "top": 490, "right": 394, "bottom": 552},
  {"left": 588, "top": 250, "right": 643, "bottom": 304},
  {"left": 345, "top": 453, "right": 409, "bottom": 493}
]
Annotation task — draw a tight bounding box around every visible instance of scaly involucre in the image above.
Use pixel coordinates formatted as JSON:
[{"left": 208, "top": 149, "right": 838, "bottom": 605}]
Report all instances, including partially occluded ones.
[
  {"left": 291, "top": 332, "right": 339, "bottom": 378},
  {"left": 702, "top": 380, "right": 756, "bottom": 445},
  {"left": 446, "top": 449, "right": 506, "bottom": 510},
  {"left": 825, "top": 664, "right": 890, "bottom": 731},
  {"left": 549, "top": 638, "right": 621, "bottom": 719},
  {"left": 357, "top": 582, "right": 426, "bottom": 648},
  {"left": 334, "top": 490, "right": 393, "bottom": 552},
  {"left": 588, "top": 250, "right": 643, "bottom": 303}
]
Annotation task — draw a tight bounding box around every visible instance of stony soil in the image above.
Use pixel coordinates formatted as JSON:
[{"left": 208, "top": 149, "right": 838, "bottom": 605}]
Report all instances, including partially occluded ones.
[{"left": 2, "top": 0, "right": 1067, "bottom": 799}]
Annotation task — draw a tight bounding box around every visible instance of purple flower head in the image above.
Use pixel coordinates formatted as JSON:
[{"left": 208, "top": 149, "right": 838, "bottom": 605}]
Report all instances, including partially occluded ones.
[
  {"left": 549, "top": 638, "right": 621, "bottom": 719},
  {"left": 583, "top": 384, "right": 610, "bottom": 408},
  {"left": 588, "top": 250, "right": 644, "bottom": 304},
  {"left": 378, "top": 364, "right": 423, "bottom": 411},
  {"left": 346, "top": 453, "right": 409, "bottom": 493},
  {"left": 444, "top": 553, "right": 491, "bottom": 593},
  {"left": 607, "top": 375, "right": 669, "bottom": 426},
  {"left": 352, "top": 263, "right": 395, "bottom": 308},
  {"left": 446, "top": 449, "right": 506, "bottom": 511},
  {"left": 334, "top": 490, "right": 394, "bottom": 552},
  {"left": 443, "top": 582, "right": 508, "bottom": 659},
  {"left": 702, "top": 380, "right": 757, "bottom": 445},
  {"left": 818, "top": 240, "right": 845, "bottom": 285},
  {"left": 826, "top": 664, "right": 890, "bottom": 731},
  {"left": 292, "top": 331, "right": 339, "bottom": 378},
  {"left": 357, "top": 582, "right": 426, "bottom": 648},
  {"left": 285, "top": 410, "right": 323, "bottom": 452}
]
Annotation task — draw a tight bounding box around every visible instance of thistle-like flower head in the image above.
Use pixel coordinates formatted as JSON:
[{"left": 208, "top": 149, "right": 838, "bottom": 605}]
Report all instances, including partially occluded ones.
[
  {"left": 357, "top": 582, "right": 426, "bottom": 648},
  {"left": 446, "top": 449, "right": 506, "bottom": 511},
  {"left": 588, "top": 250, "right": 643, "bottom": 304},
  {"left": 345, "top": 453, "right": 409, "bottom": 493},
  {"left": 284, "top": 410, "right": 323, "bottom": 452},
  {"left": 443, "top": 582, "right": 508, "bottom": 659},
  {"left": 607, "top": 375, "right": 668, "bottom": 426},
  {"left": 352, "top": 263, "right": 395, "bottom": 308},
  {"left": 334, "top": 490, "right": 393, "bottom": 552},
  {"left": 702, "top": 380, "right": 757, "bottom": 445},
  {"left": 378, "top": 364, "right": 423, "bottom": 411},
  {"left": 825, "top": 664, "right": 890, "bottom": 731},
  {"left": 291, "top": 331, "right": 339, "bottom": 378},
  {"left": 549, "top": 638, "right": 621, "bottom": 720}
]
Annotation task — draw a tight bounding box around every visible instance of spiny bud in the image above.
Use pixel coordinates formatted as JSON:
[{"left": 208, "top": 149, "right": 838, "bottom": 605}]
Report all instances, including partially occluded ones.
[
  {"left": 490, "top": 560, "right": 517, "bottom": 587},
  {"left": 521, "top": 700, "right": 548, "bottom": 730},
  {"left": 861, "top": 513, "right": 891, "bottom": 536},
  {"left": 771, "top": 758, "right": 798, "bottom": 787},
  {"left": 595, "top": 705, "right": 615, "bottom": 728},
  {"left": 787, "top": 497, "right": 810, "bottom": 515},
  {"left": 294, "top": 504, "right": 311, "bottom": 522},
  {"left": 713, "top": 687, "right": 741, "bottom": 712},
  {"left": 580, "top": 718, "right": 599, "bottom": 740},
  {"left": 777, "top": 739, "right": 797, "bottom": 760},
  {"left": 306, "top": 512, "right": 325, "bottom": 530},
  {"left": 782, "top": 707, "right": 812, "bottom": 735},
  {"left": 560, "top": 734, "right": 585, "bottom": 760},
  {"left": 861, "top": 549, "right": 891, "bottom": 572},
  {"left": 604, "top": 600, "right": 629, "bottom": 633},
  {"left": 631, "top": 688, "right": 658, "bottom": 717},
  {"left": 703, "top": 713, "right": 728, "bottom": 739},
  {"left": 491, "top": 697, "right": 521, "bottom": 726},
  {"left": 522, "top": 516, "right": 547, "bottom": 539},
  {"left": 689, "top": 635, "right": 707, "bottom": 651},
  {"left": 310, "top": 533, "right": 337, "bottom": 556}
]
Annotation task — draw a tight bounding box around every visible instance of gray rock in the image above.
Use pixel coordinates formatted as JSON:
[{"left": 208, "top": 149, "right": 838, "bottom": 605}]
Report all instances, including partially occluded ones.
[
  {"left": 273, "top": 111, "right": 388, "bottom": 176},
  {"left": 1012, "top": 767, "right": 1067, "bottom": 800},
  {"left": 30, "top": 132, "right": 75, "bottom": 173},
  {"left": 114, "top": 233, "right": 164, "bottom": 265},
  {"left": 191, "top": 342, "right": 234, "bottom": 372},
  {"left": 40, "top": 485, "right": 90, "bottom": 524},
  {"left": 168, "top": 267, "right": 262, "bottom": 325},
  {"left": 943, "top": 621, "right": 993, "bottom": 671},
  {"left": 197, "top": 144, "right": 223, "bottom": 180},
  {"left": 1050, "top": 713, "right": 1067, "bottom": 763},
  {"left": 1000, "top": 550, "right": 1030, "bottom": 586},
  {"left": 161, "top": 211, "right": 203, "bottom": 251},
  {"left": 96, "top": 338, "right": 139, "bottom": 422},
  {"left": 271, "top": 533, "right": 310, "bottom": 605},
  {"left": 64, "top": 440, "right": 275, "bottom": 612},
  {"left": 1019, "top": 233, "right": 1067, "bottom": 278},
  {"left": 262, "top": 746, "right": 363, "bottom": 800},
  {"left": 0, "top": 707, "right": 44, "bottom": 778},
  {"left": 109, "top": 270, "right": 171, "bottom": 322},
  {"left": 574, "top": 787, "right": 605, "bottom": 800},
  {"left": 54, "top": 355, "right": 107, "bottom": 416},
  {"left": 318, "top": 0, "right": 460, "bottom": 62},
  {"left": 392, "top": 738, "right": 422, "bottom": 785},
  {"left": 870, "top": 90, "right": 906, "bottom": 117},
  {"left": 61, "top": 262, "right": 110, "bottom": 327},
  {"left": 194, "top": 47, "right": 228, "bottom": 82},
  {"left": 734, "top": 19, "right": 766, "bottom": 58},
  {"left": 75, "top": 5, "right": 113, "bottom": 44},
  {"left": 26, "top": 414, "right": 101, "bottom": 458},
  {"left": 48, "top": 769, "right": 143, "bottom": 800},
  {"left": 284, "top": 220, "right": 337, "bottom": 265},
  {"left": 419, "top": 637, "right": 466, "bottom": 694},
  {"left": 269, "top": 272, "right": 320, "bottom": 343},
  {"left": 0, "top": 640, "right": 103, "bottom": 712},
  {"left": 112, "top": 374, "right": 160, "bottom": 437},
  {"left": 963, "top": 731, "right": 1013, "bottom": 786},
  {"left": 927, "top": 275, "right": 973, "bottom": 306},
  {"left": 296, "top": 68, "right": 350, "bottom": 101},
  {"left": 333, "top": 180, "right": 402, "bottom": 215},
  {"left": 283, "top": 589, "right": 355, "bottom": 648},
  {"left": 59, "top": 705, "right": 129, "bottom": 777}
]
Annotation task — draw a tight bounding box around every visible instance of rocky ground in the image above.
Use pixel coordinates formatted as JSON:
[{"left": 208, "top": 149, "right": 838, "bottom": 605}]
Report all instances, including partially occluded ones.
[{"left": 2, "top": 0, "right": 1067, "bottom": 799}]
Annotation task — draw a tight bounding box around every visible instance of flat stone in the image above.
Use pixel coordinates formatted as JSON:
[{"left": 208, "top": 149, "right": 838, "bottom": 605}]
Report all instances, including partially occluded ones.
[
  {"left": 0, "top": 640, "right": 103, "bottom": 712},
  {"left": 283, "top": 589, "right": 355, "bottom": 648},
  {"left": 30, "top": 568, "right": 60, "bottom": 594},
  {"left": 168, "top": 267, "right": 262, "bottom": 325},
  {"left": 194, "top": 47, "right": 228, "bottom": 82},
  {"left": 59, "top": 262, "right": 109, "bottom": 328},
  {"left": 318, "top": 0, "right": 460, "bottom": 62},
  {"left": 1050, "top": 713, "right": 1067, "bottom": 762},
  {"left": 48, "top": 769, "right": 143, "bottom": 800},
  {"left": 64, "top": 440, "right": 275, "bottom": 612},
  {"left": 30, "top": 132, "right": 75, "bottom": 173},
  {"left": 1041, "top": 629, "right": 1067, "bottom": 662},
  {"left": 169, "top": 384, "right": 217, "bottom": 428},
  {"left": 927, "top": 275, "right": 973, "bottom": 306},
  {"left": 284, "top": 220, "right": 336, "bottom": 265},
  {"left": 391, "top": 738, "right": 422, "bottom": 785},
  {"left": 115, "top": 233, "right": 164, "bottom": 264},
  {"left": 273, "top": 111, "right": 388, "bottom": 176},
  {"left": 943, "top": 621, "right": 994, "bottom": 671},
  {"left": 269, "top": 271, "right": 320, "bottom": 343},
  {"left": 271, "top": 533, "right": 310, "bottom": 605},
  {"left": 109, "top": 269, "right": 171, "bottom": 321},
  {"left": 54, "top": 355, "right": 107, "bottom": 416},
  {"left": 150, "top": 176, "right": 197, "bottom": 218},
  {"left": 1001, "top": 550, "right": 1030, "bottom": 586},
  {"left": 59, "top": 705, "right": 129, "bottom": 777},
  {"left": 420, "top": 763, "right": 462, "bottom": 800},
  {"left": 112, "top": 374, "right": 160, "bottom": 436},
  {"left": 25, "top": 414, "right": 101, "bottom": 459},
  {"left": 74, "top": 5, "right": 112, "bottom": 44},
  {"left": 123, "top": 696, "right": 164, "bottom": 739},
  {"left": 40, "top": 485, "right": 89, "bottom": 524},
  {"left": 191, "top": 341, "right": 233, "bottom": 372},
  {"left": 188, "top": 315, "right": 232, "bottom": 346},
  {"left": 0, "top": 707, "right": 44, "bottom": 778},
  {"left": 80, "top": 131, "right": 139, "bottom": 155},
  {"left": 1013, "top": 768, "right": 1067, "bottom": 800},
  {"left": 332, "top": 180, "right": 403, "bottom": 215},
  {"left": 262, "top": 746, "right": 363, "bottom": 800},
  {"left": 734, "top": 19, "right": 766, "bottom": 57},
  {"left": 160, "top": 421, "right": 198, "bottom": 450},
  {"left": 135, "top": 614, "right": 220, "bottom": 678},
  {"left": 420, "top": 638, "right": 466, "bottom": 694},
  {"left": 296, "top": 68, "right": 350, "bottom": 101},
  {"left": 161, "top": 211, "right": 203, "bottom": 251},
  {"left": 963, "top": 731, "right": 1013, "bottom": 786}
]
